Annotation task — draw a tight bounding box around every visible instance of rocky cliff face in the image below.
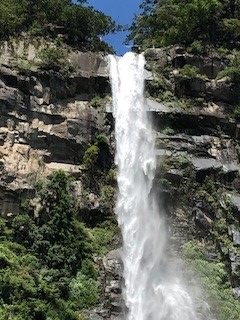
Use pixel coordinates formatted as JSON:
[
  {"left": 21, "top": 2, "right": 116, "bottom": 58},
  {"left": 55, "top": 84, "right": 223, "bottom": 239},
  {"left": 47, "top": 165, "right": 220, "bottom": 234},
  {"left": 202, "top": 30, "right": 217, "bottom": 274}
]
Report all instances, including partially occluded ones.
[
  {"left": 1, "top": 41, "right": 240, "bottom": 318},
  {"left": 0, "top": 44, "right": 111, "bottom": 217},
  {"left": 145, "top": 46, "right": 240, "bottom": 305}
]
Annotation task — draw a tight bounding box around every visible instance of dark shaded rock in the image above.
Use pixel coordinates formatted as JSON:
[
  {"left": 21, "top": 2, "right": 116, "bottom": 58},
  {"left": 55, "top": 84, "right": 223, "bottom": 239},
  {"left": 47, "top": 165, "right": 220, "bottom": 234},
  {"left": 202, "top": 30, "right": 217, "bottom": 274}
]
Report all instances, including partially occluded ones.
[
  {"left": 0, "top": 66, "right": 18, "bottom": 87},
  {"left": 185, "top": 55, "right": 227, "bottom": 79},
  {"left": 164, "top": 169, "right": 183, "bottom": 186},
  {"left": 193, "top": 207, "right": 213, "bottom": 231},
  {"left": 175, "top": 76, "right": 207, "bottom": 98},
  {"left": 207, "top": 79, "right": 240, "bottom": 104}
]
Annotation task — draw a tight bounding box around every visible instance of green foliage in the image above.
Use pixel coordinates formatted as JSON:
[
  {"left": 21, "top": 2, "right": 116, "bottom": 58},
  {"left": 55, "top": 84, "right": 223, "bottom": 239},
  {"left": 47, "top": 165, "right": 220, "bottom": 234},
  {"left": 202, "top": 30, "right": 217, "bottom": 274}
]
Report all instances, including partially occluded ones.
[
  {"left": 234, "top": 105, "right": 240, "bottom": 118},
  {"left": 38, "top": 46, "right": 67, "bottom": 71},
  {"left": 13, "top": 58, "right": 36, "bottom": 76},
  {"left": 196, "top": 176, "right": 218, "bottom": 214},
  {"left": 183, "top": 241, "right": 240, "bottom": 320},
  {"left": 69, "top": 272, "right": 99, "bottom": 309},
  {"left": 105, "top": 168, "right": 117, "bottom": 186},
  {"left": 199, "top": 176, "right": 217, "bottom": 199},
  {"left": 0, "top": 0, "right": 119, "bottom": 52},
  {"left": 90, "top": 96, "right": 102, "bottom": 108},
  {"left": 222, "top": 18, "right": 240, "bottom": 43},
  {"left": 96, "top": 134, "right": 109, "bottom": 148},
  {"left": 179, "top": 65, "right": 199, "bottom": 78},
  {"left": 83, "top": 145, "right": 100, "bottom": 171},
  {"left": 182, "top": 241, "right": 205, "bottom": 260},
  {"left": 161, "top": 126, "right": 175, "bottom": 135},
  {"left": 0, "top": 170, "right": 105, "bottom": 319},
  {"left": 188, "top": 40, "right": 205, "bottom": 54},
  {"left": 127, "top": 0, "right": 240, "bottom": 50},
  {"left": 146, "top": 74, "right": 168, "bottom": 98},
  {"left": 92, "top": 220, "right": 119, "bottom": 256},
  {"left": 157, "top": 90, "right": 177, "bottom": 104},
  {"left": 217, "top": 51, "right": 240, "bottom": 83},
  {"left": 100, "top": 185, "right": 115, "bottom": 208},
  {"left": 0, "top": 0, "right": 25, "bottom": 40},
  {"left": 82, "top": 134, "right": 113, "bottom": 192},
  {"left": 217, "top": 66, "right": 240, "bottom": 83}
]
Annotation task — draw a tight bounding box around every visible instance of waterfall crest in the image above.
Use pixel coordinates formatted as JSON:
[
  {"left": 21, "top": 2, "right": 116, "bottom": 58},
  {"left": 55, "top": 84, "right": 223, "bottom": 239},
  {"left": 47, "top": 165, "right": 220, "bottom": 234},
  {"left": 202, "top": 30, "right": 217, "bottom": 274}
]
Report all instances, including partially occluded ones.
[{"left": 109, "top": 52, "right": 200, "bottom": 320}]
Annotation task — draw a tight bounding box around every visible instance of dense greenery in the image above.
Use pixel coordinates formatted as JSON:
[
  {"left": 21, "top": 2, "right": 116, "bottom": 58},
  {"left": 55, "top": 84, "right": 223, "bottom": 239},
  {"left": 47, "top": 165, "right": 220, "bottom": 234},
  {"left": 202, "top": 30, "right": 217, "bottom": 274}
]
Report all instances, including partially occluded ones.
[
  {"left": 217, "top": 51, "right": 240, "bottom": 83},
  {"left": 127, "top": 0, "right": 240, "bottom": 50},
  {"left": 183, "top": 241, "right": 240, "bottom": 320},
  {"left": 0, "top": 170, "right": 117, "bottom": 319},
  {"left": 0, "top": 0, "right": 119, "bottom": 52}
]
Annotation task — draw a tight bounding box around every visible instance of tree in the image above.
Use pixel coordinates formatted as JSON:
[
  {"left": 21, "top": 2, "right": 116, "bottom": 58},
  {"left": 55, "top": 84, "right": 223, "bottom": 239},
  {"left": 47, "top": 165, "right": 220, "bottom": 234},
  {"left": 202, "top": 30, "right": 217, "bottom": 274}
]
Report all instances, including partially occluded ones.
[
  {"left": 0, "top": 0, "right": 119, "bottom": 52},
  {"left": 127, "top": 0, "right": 240, "bottom": 50},
  {"left": 12, "top": 171, "right": 92, "bottom": 275}
]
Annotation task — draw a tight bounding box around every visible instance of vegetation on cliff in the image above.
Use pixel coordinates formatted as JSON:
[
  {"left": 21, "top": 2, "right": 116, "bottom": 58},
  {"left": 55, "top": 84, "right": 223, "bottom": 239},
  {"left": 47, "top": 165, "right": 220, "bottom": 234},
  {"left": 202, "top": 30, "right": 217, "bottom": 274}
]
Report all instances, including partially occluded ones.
[
  {"left": 0, "top": 171, "right": 92, "bottom": 319},
  {"left": 127, "top": 0, "right": 240, "bottom": 50},
  {"left": 0, "top": 0, "right": 119, "bottom": 52},
  {"left": 0, "top": 146, "right": 118, "bottom": 320}
]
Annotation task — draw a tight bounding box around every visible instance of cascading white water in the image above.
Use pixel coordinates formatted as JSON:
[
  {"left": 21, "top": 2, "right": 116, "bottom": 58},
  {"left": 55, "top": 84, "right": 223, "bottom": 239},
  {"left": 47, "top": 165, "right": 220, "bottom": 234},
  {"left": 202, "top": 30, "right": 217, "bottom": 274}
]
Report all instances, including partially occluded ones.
[{"left": 109, "top": 52, "right": 202, "bottom": 320}]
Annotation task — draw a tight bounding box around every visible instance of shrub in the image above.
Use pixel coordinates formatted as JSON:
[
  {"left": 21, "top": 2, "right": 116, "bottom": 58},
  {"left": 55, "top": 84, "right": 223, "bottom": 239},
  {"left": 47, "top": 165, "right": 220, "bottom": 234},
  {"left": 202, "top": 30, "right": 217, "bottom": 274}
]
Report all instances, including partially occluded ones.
[
  {"left": 217, "top": 67, "right": 240, "bottom": 83},
  {"left": 92, "top": 221, "right": 119, "bottom": 256},
  {"left": 179, "top": 64, "right": 199, "bottom": 78},
  {"left": 217, "top": 52, "right": 240, "bottom": 84},
  {"left": 158, "top": 90, "right": 177, "bottom": 103},
  {"left": 188, "top": 40, "right": 205, "bottom": 54},
  {"left": 69, "top": 273, "right": 99, "bottom": 309},
  {"left": 82, "top": 145, "right": 99, "bottom": 171},
  {"left": 90, "top": 96, "right": 102, "bottom": 108},
  {"left": 234, "top": 105, "right": 240, "bottom": 118},
  {"left": 38, "top": 46, "right": 67, "bottom": 71}
]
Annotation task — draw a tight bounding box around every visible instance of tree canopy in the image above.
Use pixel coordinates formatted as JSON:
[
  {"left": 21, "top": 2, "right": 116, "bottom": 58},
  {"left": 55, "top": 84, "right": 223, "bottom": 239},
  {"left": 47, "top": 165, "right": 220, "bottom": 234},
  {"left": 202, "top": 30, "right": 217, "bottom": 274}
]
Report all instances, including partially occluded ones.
[
  {"left": 0, "top": 171, "right": 99, "bottom": 319},
  {"left": 0, "top": 0, "right": 119, "bottom": 52},
  {"left": 127, "top": 0, "right": 240, "bottom": 50}
]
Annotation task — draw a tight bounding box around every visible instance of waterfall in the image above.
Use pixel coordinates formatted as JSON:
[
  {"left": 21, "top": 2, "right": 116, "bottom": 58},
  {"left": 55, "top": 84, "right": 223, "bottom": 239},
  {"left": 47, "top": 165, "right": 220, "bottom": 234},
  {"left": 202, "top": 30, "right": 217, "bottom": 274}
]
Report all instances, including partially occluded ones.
[{"left": 109, "top": 52, "right": 202, "bottom": 320}]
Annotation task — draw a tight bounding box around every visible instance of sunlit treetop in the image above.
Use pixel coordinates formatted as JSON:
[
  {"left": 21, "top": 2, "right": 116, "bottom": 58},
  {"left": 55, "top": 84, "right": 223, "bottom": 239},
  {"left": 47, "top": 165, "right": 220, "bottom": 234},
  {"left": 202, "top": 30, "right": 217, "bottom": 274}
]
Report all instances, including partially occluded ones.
[
  {"left": 0, "top": 0, "right": 121, "bottom": 52},
  {"left": 127, "top": 0, "right": 240, "bottom": 50}
]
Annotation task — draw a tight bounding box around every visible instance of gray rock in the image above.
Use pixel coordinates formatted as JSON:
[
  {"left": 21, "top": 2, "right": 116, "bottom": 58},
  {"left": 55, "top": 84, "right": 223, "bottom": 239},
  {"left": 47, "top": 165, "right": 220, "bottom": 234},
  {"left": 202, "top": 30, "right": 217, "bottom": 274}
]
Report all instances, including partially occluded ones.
[
  {"left": 190, "top": 156, "right": 222, "bottom": 171},
  {"left": 228, "top": 225, "right": 240, "bottom": 247},
  {"left": 227, "top": 194, "right": 240, "bottom": 211},
  {"left": 233, "top": 287, "right": 240, "bottom": 300}
]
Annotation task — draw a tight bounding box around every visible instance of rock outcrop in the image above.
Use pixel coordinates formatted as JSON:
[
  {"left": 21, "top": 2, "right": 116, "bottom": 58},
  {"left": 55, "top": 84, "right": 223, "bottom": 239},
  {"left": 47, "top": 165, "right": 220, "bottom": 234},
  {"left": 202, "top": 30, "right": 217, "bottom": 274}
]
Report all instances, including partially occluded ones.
[{"left": 0, "top": 47, "right": 110, "bottom": 217}]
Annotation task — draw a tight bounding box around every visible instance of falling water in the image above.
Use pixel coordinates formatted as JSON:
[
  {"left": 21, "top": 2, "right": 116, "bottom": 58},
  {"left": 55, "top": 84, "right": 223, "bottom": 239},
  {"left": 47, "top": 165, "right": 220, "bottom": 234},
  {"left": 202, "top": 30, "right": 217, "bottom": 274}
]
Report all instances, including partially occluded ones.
[{"left": 109, "top": 52, "right": 203, "bottom": 320}]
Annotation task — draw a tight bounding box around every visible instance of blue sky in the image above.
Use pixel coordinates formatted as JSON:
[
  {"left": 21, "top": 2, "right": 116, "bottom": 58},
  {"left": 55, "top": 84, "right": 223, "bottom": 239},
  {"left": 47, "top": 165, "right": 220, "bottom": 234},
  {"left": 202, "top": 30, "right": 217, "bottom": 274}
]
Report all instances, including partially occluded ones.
[{"left": 86, "top": 0, "right": 142, "bottom": 55}]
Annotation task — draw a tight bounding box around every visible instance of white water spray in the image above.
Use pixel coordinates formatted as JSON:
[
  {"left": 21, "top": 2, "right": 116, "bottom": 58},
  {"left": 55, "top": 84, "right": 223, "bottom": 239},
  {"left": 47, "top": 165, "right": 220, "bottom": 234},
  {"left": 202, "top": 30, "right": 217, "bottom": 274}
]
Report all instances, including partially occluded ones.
[{"left": 109, "top": 52, "right": 201, "bottom": 320}]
